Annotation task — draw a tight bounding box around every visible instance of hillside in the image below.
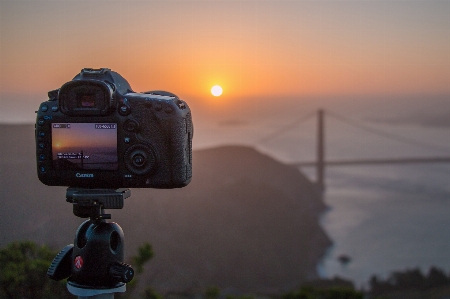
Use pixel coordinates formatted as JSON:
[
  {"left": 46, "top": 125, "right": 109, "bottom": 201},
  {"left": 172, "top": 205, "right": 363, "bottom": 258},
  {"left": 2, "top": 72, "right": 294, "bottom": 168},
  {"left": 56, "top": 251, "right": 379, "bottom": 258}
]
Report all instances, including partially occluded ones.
[{"left": 0, "top": 124, "right": 330, "bottom": 293}]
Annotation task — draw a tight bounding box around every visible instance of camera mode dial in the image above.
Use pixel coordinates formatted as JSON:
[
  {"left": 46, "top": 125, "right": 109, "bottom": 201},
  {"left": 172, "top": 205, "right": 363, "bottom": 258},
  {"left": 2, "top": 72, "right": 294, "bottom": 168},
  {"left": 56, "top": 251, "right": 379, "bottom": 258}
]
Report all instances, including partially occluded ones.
[{"left": 124, "top": 144, "right": 156, "bottom": 175}]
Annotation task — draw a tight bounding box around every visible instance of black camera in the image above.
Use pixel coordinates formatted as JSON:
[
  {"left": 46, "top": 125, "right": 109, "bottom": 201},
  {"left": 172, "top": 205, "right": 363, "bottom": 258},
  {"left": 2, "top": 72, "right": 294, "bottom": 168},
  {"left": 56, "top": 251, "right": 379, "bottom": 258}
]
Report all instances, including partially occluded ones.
[{"left": 36, "top": 68, "right": 193, "bottom": 189}]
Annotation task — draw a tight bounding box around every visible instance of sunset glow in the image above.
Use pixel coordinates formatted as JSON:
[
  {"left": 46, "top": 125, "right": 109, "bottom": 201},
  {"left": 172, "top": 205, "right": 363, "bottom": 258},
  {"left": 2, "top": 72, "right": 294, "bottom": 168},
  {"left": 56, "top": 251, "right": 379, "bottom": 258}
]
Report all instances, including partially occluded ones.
[{"left": 0, "top": 1, "right": 449, "bottom": 124}]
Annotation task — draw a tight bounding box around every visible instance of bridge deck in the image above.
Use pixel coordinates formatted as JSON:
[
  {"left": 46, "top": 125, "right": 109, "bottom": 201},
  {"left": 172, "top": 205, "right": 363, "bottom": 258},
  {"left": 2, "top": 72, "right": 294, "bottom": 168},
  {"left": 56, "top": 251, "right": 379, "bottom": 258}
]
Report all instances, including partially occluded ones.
[{"left": 292, "top": 157, "right": 450, "bottom": 167}]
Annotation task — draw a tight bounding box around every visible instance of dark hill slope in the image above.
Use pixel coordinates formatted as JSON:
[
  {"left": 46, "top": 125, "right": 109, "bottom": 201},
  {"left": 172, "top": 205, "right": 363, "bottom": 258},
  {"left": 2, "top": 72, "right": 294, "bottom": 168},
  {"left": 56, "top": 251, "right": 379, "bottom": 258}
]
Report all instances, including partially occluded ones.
[{"left": 0, "top": 125, "right": 330, "bottom": 293}]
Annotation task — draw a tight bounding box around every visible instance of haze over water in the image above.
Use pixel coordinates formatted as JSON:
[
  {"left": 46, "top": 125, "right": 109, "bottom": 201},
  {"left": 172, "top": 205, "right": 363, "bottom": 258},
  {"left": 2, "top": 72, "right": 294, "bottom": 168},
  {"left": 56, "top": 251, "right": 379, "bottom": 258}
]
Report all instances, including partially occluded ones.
[{"left": 1, "top": 0, "right": 450, "bottom": 289}]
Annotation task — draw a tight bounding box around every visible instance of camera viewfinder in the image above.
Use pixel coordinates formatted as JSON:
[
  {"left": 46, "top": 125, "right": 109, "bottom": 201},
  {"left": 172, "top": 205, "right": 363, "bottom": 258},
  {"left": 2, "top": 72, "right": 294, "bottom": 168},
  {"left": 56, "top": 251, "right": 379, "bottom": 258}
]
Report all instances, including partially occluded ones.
[
  {"left": 59, "top": 80, "right": 113, "bottom": 116},
  {"left": 79, "top": 94, "right": 96, "bottom": 108}
]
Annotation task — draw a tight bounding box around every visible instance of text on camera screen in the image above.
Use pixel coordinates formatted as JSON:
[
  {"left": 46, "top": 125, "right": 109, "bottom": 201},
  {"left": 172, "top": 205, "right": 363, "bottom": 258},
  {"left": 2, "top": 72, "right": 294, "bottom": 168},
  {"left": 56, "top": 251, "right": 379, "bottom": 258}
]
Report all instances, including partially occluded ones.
[{"left": 51, "top": 123, "right": 118, "bottom": 170}]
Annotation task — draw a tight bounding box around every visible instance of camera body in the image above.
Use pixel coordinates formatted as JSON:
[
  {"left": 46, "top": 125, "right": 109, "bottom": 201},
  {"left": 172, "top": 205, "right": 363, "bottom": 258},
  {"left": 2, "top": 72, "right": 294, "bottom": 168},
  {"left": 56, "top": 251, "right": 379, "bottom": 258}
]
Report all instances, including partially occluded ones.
[{"left": 36, "top": 68, "right": 193, "bottom": 189}]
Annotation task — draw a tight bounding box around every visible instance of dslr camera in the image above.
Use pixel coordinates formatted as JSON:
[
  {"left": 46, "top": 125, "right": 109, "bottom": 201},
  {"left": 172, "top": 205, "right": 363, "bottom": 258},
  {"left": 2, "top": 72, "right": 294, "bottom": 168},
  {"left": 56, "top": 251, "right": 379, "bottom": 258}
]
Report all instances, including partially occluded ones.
[{"left": 36, "top": 68, "right": 193, "bottom": 189}]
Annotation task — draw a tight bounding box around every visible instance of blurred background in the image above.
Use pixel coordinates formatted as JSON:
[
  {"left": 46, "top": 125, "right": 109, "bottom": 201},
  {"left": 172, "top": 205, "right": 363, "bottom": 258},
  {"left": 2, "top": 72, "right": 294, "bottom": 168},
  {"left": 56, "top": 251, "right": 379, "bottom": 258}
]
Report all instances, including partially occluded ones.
[{"left": 1, "top": 0, "right": 450, "bottom": 295}]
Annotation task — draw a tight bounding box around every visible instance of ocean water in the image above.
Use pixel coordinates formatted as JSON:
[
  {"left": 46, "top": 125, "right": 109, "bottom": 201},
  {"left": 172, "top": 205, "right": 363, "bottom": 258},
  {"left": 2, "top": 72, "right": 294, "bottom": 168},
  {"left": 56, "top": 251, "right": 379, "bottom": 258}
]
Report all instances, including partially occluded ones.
[{"left": 316, "top": 163, "right": 450, "bottom": 288}]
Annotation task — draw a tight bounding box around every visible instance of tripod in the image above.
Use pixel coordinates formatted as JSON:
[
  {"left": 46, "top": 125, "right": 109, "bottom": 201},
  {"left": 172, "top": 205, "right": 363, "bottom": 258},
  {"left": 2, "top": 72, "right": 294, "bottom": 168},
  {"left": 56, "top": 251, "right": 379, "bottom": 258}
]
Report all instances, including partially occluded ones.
[{"left": 47, "top": 188, "right": 135, "bottom": 299}]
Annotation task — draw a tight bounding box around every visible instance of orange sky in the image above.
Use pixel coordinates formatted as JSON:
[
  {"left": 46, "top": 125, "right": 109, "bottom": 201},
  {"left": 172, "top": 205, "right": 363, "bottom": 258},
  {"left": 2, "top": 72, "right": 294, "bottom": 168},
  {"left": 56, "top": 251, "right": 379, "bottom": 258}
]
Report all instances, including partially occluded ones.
[
  {"left": 0, "top": 1, "right": 449, "bottom": 122},
  {"left": 52, "top": 123, "right": 117, "bottom": 150}
]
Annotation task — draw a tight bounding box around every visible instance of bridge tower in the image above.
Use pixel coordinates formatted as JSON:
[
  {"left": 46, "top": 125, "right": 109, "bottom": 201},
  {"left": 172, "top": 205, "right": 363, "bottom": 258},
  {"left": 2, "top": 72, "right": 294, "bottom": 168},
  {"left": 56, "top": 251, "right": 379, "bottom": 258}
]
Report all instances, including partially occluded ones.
[{"left": 317, "top": 109, "right": 325, "bottom": 192}]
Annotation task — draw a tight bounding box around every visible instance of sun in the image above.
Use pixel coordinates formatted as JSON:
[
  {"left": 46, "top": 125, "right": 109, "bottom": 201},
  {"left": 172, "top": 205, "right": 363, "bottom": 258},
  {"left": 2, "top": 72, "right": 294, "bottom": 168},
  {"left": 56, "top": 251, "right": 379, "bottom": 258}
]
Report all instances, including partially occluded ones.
[{"left": 211, "top": 85, "right": 223, "bottom": 97}]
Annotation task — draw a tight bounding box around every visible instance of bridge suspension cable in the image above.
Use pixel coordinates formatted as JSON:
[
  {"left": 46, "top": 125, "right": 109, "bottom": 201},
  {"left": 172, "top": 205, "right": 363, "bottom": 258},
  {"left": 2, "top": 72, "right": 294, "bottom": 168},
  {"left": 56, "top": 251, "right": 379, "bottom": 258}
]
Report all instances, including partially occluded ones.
[
  {"left": 255, "top": 108, "right": 450, "bottom": 155},
  {"left": 255, "top": 111, "right": 316, "bottom": 144},
  {"left": 326, "top": 110, "right": 450, "bottom": 155}
]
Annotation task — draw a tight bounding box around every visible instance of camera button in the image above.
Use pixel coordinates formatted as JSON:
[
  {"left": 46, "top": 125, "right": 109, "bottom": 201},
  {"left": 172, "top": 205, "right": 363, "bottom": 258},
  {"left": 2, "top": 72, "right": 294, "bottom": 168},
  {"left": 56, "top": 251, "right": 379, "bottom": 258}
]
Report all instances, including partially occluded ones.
[
  {"left": 39, "top": 165, "right": 47, "bottom": 173},
  {"left": 124, "top": 137, "right": 131, "bottom": 144},
  {"left": 154, "top": 102, "right": 162, "bottom": 111},
  {"left": 51, "top": 106, "right": 58, "bottom": 112},
  {"left": 132, "top": 154, "right": 146, "bottom": 167},
  {"left": 124, "top": 120, "right": 139, "bottom": 132},
  {"left": 41, "top": 105, "right": 48, "bottom": 112},
  {"left": 38, "top": 118, "right": 45, "bottom": 126},
  {"left": 176, "top": 100, "right": 186, "bottom": 109},
  {"left": 38, "top": 131, "right": 45, "bottom": 137},
  {"left": 39, "top": 154, "right": 46, "bottom": 161},
  {"left": 164, "top": 106, "right": 173, "bottom": 114},
  {"left": 119, "top": 105, "right": 131, "bottom": 115},
  {"left": 38, "top": 142, "right": 45, "bottom": 149}
]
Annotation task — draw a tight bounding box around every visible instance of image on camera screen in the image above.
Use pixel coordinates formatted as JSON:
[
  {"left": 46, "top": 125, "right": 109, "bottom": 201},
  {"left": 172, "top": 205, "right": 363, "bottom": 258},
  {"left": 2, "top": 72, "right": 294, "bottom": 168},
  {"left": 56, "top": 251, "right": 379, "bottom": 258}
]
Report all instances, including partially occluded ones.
[{"left": 52, "top": 123, "right": 118, "bottom": 171}]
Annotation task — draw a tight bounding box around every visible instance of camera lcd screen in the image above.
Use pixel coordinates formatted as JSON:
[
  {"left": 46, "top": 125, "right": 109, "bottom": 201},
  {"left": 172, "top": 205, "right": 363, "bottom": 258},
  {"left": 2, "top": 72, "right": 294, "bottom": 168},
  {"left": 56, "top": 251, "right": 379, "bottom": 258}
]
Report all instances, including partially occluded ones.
[{"left": 52, "top": 123, "right": 118, "bottom": 171}]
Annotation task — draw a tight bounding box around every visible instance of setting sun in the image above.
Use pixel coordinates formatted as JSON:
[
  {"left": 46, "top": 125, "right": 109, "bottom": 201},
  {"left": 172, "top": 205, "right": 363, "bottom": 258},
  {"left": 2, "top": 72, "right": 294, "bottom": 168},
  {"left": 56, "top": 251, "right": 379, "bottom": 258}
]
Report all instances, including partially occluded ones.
[{"left": 211, "top": 85, "right": 223, "bottom": 97}]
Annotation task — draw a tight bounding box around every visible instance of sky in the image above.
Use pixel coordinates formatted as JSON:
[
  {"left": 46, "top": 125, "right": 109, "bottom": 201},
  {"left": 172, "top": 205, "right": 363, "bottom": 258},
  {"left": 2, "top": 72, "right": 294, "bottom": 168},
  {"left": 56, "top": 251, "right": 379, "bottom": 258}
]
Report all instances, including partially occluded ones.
[
  {"left": 0, "top": 0, "right": 449, "bottom": 124},
  {"left": 51, "top": 123, "right": 117, "bottom": 151}
]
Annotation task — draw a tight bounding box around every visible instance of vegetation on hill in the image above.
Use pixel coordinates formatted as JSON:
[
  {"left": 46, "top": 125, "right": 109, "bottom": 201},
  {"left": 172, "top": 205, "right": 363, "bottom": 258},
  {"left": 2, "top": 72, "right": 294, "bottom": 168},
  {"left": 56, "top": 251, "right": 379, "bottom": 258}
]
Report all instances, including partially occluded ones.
[
  {"left": 367, "top": 267, "right": 450, "bottom": 299},
  {"left": 0, "top": 241, "right": 153, "bottom": 299},
  {"left": 0, "top": 241, "right": 70, "bottom": 299},
  {"left": 2, "top": 241, "right": 450, "bottom": 299}
]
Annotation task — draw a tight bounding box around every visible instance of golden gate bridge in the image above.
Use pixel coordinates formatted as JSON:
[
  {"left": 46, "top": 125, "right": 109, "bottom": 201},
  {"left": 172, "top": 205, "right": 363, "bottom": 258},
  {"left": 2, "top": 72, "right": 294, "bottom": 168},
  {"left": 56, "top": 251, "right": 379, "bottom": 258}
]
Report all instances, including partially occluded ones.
[{"left": 257, "top": 109, "right": 450, "bottom": 192}]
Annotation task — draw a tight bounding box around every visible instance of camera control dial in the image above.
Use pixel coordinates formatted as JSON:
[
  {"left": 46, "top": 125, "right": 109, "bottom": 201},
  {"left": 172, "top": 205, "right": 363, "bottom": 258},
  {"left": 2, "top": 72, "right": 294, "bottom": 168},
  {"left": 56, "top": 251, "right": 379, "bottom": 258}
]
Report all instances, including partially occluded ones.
[{"left": 124, "top": 144, "right": 156, "bottom": 175}]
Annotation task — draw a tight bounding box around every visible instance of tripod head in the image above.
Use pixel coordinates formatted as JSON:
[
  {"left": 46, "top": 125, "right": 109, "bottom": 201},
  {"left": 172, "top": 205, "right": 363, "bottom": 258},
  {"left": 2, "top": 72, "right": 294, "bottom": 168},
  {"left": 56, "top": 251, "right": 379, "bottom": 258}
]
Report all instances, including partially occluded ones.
[
  {"left": 66, "top": 188, "right": 130, "bottom": 220},
  {"left": 48, "top": 188, "right": 134, "bottom": 298}
]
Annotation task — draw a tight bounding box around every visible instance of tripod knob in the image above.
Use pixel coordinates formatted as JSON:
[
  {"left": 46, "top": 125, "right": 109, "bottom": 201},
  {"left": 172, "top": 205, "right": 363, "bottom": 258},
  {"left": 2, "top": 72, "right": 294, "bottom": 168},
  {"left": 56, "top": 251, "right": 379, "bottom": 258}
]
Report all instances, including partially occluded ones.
[
  {"left": 47, "top": 244, "right": 74, "bottom": 281},
  {"left": 109, "top": 262, "right": 134, "bottom": 283}
]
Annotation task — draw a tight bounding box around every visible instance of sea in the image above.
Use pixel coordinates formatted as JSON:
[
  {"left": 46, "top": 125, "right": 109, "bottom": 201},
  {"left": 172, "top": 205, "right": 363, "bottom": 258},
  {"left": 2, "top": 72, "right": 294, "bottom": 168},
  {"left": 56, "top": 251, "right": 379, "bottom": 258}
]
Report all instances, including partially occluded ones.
[{"left": 316, "top": 162, "right": 450, "bottom": 288}]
